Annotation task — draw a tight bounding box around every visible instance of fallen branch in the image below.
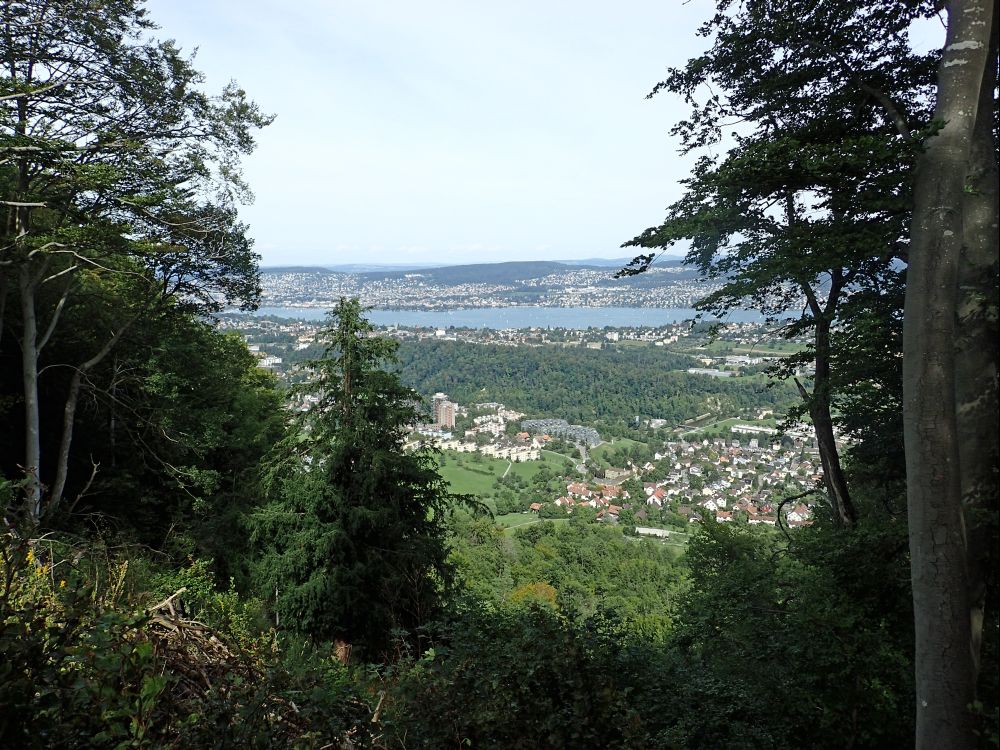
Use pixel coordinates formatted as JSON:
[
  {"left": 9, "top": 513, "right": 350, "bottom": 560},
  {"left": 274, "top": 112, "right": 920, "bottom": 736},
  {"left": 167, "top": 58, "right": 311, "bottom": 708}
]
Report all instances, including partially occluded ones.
[{"left": 147, "top": 586, "right": 187, "bottom": 616}]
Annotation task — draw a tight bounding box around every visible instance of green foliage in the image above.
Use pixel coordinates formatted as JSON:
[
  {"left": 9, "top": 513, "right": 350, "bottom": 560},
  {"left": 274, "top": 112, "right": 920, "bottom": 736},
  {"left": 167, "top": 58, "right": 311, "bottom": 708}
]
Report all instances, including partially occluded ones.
[
  {"left": 1, "top": 0, "right": 272, "bottom": 521},
  {"left": 0, "top": 541, "right": 177, "bottom": 748},
  {"left": 668, "top": 515, "right": 915, "bottom": 748},
  {"left": 51, "top": 312, "right": 285, "bottom": 568},
  {"left": 252, "top": 299, "right": 472, "bottom": 656},
  {"left": 0, "top": 537, "right": 370, "bottom": 749},
  {"left": 621, "top": 0, "right": 939, "bottom": 522},
  {"left": 449, "top": 515, "right": 681, "bottom": 635},
  {"left": 382, "top": 600, "right": 647, "bottom": 749},
  {"left": 396, "top": 339, "right": 799, "bottom": 427}
]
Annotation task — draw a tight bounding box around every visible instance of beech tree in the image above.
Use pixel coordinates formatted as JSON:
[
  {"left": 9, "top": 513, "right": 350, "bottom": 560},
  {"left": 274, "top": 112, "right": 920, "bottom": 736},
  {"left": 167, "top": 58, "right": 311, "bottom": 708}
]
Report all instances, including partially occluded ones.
[
  {"left": 0, "top": 0, "right": 270, "bottom": 522},
  {"left": 903, "top": 0, "right": 998, "bottom": 745},
  {"left": 621, "top": 0, "right": 939, "bottom": 527}
]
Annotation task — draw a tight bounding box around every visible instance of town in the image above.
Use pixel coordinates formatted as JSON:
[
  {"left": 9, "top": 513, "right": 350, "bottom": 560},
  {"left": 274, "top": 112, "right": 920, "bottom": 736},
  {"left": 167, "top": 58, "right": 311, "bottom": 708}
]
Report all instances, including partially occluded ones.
[
  {"left": 258, "top": 263, "right": 724, "bottom": 310},
  {"left": 217, "top": 314, "right": 811, "bottom": 386},
  {"left": 401, "top": 390, "right": 817, "bottom": 533},
  {"left": 215, "top": 311, "right": 822, "bottom": 536}
]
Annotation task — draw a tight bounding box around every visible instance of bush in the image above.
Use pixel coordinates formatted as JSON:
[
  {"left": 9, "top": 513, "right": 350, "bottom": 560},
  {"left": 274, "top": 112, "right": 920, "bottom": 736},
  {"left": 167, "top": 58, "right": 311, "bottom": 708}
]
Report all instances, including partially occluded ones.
[
  {"left": 381, "top": 601, "right": 645, "bottom": 748},
  {"left": 0, "top": 537, "right": 371, "bottom": 749}
]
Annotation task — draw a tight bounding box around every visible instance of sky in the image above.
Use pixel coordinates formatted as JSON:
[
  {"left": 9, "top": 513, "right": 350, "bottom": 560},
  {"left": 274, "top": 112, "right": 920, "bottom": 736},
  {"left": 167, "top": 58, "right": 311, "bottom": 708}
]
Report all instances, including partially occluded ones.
[{"left": 140, "top": 1, "right": 718, "bottom": 267}]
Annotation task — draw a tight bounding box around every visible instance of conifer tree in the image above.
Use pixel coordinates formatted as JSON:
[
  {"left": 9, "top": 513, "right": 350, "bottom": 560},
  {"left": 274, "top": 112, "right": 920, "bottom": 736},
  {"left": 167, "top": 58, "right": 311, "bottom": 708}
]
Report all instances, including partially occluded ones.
[{"left": 252, "top": 298, "right": 466, "bottom": 656}]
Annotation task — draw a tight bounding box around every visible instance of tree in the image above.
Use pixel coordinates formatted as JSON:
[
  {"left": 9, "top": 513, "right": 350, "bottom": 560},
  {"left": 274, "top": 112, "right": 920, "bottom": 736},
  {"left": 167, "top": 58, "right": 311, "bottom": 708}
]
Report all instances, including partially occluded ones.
[
  {"left": 252, "top": 299, "right": 469, "bottom": 657},
  {"left": 620, "top": 0, "right": 940, "bottom": 526},
  {"left": 670, "top": 517, "right": 915, "bottom": 747},
  {"left": 903, "top": 1, "right": 998, "bottom": 745},
  {"left": 60, "top": 311, "right": 285, "bottom": 572},
  {"left": 0, "top": 0, "right": 270, "bottom": 522}
]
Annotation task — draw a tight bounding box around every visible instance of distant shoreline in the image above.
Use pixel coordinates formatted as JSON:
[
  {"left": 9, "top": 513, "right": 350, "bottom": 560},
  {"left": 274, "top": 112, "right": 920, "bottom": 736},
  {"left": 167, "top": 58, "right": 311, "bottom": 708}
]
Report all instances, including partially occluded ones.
[{"left": 235, "top": 305, "right": 767, "bottom": 329}]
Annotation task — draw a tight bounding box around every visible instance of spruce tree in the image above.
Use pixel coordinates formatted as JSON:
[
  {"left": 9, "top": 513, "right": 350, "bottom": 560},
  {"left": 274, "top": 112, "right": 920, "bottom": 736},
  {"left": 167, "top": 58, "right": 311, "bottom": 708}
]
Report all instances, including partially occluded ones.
[{"left": 252, "top": 298, "right": 464, "bottom": 657}]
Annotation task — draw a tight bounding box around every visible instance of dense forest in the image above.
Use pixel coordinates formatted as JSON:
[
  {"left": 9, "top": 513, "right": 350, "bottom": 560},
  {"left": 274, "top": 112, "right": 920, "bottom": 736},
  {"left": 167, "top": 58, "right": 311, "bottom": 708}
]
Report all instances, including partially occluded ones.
[
  {"left": 397, "top": 339, "right": 799, "bottom": 428},
  {"left": 1, "top": 1, "right": 997, "bottom": 748}
]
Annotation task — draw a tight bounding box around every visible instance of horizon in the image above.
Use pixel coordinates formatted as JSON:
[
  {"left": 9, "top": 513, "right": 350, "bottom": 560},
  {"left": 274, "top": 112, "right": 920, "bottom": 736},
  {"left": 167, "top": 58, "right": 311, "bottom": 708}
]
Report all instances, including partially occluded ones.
[{"left": 258, "top": 252, "right": 687, "bottom": 270}]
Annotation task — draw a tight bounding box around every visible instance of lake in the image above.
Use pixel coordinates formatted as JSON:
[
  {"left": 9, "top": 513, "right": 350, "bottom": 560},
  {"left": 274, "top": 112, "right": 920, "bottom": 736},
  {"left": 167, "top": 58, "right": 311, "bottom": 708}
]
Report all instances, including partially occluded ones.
[{"left": 250, "top": 306, "right": 765, "bottom": 329}]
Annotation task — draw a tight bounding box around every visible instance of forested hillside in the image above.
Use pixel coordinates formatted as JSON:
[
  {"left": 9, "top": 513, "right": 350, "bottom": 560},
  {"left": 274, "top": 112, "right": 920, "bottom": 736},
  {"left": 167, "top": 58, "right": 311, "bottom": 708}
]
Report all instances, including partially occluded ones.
[
  {"left": 1, "top": 1, "right": 996, "bottom": 748},
  {"left": 397, "top": 339, "right": 798, "bottom": 426}
]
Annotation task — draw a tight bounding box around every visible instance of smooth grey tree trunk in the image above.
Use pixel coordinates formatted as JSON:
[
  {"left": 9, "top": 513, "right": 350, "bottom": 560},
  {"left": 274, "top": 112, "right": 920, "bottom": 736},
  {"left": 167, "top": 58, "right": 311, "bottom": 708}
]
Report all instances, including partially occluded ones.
[
  {"left": 955, "top": 14, "right": 999, "bottom": 682},
  {"left": 904, "top": 1, "right": 995, "bottom": 747},
  {"left": 18, "top": 264, "right": 42, "bottom": 521}
]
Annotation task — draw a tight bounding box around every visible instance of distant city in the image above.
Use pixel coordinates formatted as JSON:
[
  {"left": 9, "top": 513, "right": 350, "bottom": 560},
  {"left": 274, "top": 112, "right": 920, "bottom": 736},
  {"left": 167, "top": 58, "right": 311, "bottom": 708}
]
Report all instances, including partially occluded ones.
[
  {"left": 257, "top": 259, "right": 725, "bottom": 311},
  {"left": 217, "top": 258, "right": 823, "bottom": 531}
]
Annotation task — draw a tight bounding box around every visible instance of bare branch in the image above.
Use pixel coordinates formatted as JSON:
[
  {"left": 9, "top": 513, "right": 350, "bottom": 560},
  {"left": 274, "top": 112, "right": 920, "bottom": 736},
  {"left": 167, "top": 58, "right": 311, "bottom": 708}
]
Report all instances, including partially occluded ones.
[
  {"left": 36, "top": 280, "right": 73, "bottom": 353},
  {"left": 41, "top": 264, "right": 79, "bottom": 284},
  {"left": 0, "top": 81, "right": 65, "bottom": 102},
  {"left": 65, "top": 458, "right": 100, "bottom": 515},
  {"left": 775, "top": 488, "right": 823, "bottom": 542},
  {"left": 26, "top": 241, "right": 67, "bottom": 256},
  {"left": 793, "top": 376, "right": 811, "bottom": 401},
  {"left": 147, "top": 587, "right": 188, "bottom": 616}
]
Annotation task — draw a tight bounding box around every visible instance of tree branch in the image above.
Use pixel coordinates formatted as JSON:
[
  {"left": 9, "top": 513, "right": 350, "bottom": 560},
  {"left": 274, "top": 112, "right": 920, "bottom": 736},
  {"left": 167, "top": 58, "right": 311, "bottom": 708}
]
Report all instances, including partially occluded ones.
[{"left": 35, "top": 277, "right": 73, "bottom": 354}]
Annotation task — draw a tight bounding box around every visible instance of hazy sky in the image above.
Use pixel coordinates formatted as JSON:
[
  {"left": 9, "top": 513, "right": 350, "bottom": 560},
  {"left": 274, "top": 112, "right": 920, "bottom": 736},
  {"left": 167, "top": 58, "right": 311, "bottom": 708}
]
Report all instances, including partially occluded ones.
[{"left": 143, "top": 1, "right": 715, "bottom": 267}]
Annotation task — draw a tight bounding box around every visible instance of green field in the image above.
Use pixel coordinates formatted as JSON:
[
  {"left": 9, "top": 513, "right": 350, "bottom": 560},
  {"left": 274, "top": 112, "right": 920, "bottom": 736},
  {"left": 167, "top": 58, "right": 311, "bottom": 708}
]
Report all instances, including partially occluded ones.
[
  {"left": 437, "top": 449, "right": 577, "bottom": 498},
  {"left": 589, "top": 438, "right": 645, "bottom": 462},
  {"left": 495, "top": 512, "right": 536, "bottom": 528},
  {"left": 495, "top": 512, "right": 570, "bottom": 533},
  {"left": 437, "top": 453, "right": 502, "bottom": 496}
]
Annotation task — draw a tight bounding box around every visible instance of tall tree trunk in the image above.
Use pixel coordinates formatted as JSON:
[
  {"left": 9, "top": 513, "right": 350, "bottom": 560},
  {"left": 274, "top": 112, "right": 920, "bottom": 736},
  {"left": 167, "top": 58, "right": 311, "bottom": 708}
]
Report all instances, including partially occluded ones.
[
  {"left": 797, "top": 265, "right": 856, "bottom": 527},
  {"left": 955, "top": 15, "right": 999, "bottom": 682},
  {"left": 904, "top": 1, "right": 995, "bottom": 747},
  {"left": 0, "top": 273, "right": 9, "bottom": 351},
  {"left": 810, "top": 316, "right": 856, "bottom": 527},
  {"left": 48, "top": 319, "right": 136, "bottom": 514},
  {"left": 18, "top": 264, "right": 42, "bottom": 522}
]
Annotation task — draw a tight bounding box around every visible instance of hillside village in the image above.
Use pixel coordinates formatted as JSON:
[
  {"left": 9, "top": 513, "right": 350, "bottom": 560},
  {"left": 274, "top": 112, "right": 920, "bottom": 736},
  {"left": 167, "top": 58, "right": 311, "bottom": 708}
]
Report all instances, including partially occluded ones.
[
  {"left": 542, "top": 435, "right": 818, "bottom": 530},
  {"left": 215, "top": 314, "right": 823, "bottom": 531},
  {"left": 402, "top": 390, "right": 818, "bottom": 531}
]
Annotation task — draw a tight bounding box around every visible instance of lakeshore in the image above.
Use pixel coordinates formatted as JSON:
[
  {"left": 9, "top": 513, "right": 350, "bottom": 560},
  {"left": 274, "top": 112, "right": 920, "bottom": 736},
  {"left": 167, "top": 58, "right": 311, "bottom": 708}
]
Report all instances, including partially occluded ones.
[{"left": 250, "top": 305, "right": 766, "bottom": 329}]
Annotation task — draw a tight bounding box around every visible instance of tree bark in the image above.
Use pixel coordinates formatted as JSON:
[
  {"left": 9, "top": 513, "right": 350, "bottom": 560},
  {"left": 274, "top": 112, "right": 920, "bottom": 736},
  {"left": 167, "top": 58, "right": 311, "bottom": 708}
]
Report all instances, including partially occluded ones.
[
  {"left": 810, "top": 315, "right": 856, "bottom": 527},
  {"left": 48, "top": 318, "right": 138, "bottom": 514},
  {"left": 18, "top": 264, "right": 42, "bottom": 522},
  {"left": 904, "top": 1, "right": 995, "bottom": 747},
  {"left": 797, "top": 267, "right": 856, "bottom": 527},
  {"left": 955, "top": 13, "right": 999, "bottom": 682}
]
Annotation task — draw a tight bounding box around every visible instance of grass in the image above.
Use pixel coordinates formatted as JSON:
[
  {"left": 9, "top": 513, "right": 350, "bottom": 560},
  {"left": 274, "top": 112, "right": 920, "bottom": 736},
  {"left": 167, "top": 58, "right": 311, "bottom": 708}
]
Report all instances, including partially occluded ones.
[
  {"left": 589, "top": 438, "right": 645, "bottom": 463},
  {"left": 495, "top": 512, "right": 536, "bottom": 528},
  {"left": 495, "top": 512, "right": 571, "bottom": 534},
  {"left": 507, "top": 455, "right": 574, "bottom": 482},
  {"left": 437, "top": 449, "right": 578, "bottom": 498},
  {"left": 437, "top": 453, "right": 507, "bottom": 496}
]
